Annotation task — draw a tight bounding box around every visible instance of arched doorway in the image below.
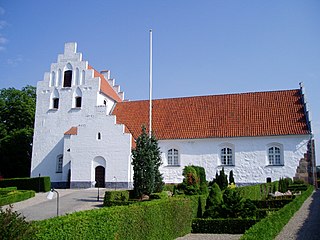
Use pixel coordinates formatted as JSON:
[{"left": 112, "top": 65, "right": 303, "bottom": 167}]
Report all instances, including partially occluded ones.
[{"left": 95, "top": 166, "right": 105, "bottom": 188}]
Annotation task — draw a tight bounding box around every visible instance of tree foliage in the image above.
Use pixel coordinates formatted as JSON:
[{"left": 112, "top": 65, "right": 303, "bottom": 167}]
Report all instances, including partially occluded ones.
[
  {"left": 0, "top": 86, "right": 36, "bottom": 178},
  {"left": 203, "top": 183, "right": 223, "bottom": 218},
  {"left": 132, "top": 126, "right": 163, "bottom": 198}
]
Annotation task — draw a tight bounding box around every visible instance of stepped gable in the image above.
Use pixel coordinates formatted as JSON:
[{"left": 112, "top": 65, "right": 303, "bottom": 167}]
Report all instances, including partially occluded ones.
[
  {"left": 88, "top": 65, "right": 123, "bottom": 102},
  {"left": 111, "top": 89, "right": 310, "bottom": 140}
]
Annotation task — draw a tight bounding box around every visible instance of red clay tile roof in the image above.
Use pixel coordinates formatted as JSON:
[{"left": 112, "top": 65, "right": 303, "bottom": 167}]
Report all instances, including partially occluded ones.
[
  {"left": 64, "top": 127, "right": 78, "bottom": 135},
  {"left": 88, "top": 65, "right": 122, "bottom": 102},
  {"left": 111, "top": 89, "right": 310, "bottom": 140}
]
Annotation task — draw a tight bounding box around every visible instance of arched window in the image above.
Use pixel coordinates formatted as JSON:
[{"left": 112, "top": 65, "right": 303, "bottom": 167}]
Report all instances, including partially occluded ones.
[
  {"left": 63, "top": 63, "right": 73, "bottom": 87},
  {"left": 220, "top": 147, "right": 233, "bottom": 165},
  {"left": 268, "top": 146, "right": 282, "bottom": 165},
  {"left": 73, "top": 87, "right": 82, "bottom": 108},
  {"left": 97, "top": 132, "right": 101, "bottom": 140},
  {"left": 56, "top": 155, "right": 63, "bottom": 173},
  {"left": 50, "top": 88, "right": 59, "bottom": 110},
  {"left": 168, "top": 149, "right": 179, "bottom": 166},
  {"left": 63, "top": 70, "right": 72, "bottom": 87}
]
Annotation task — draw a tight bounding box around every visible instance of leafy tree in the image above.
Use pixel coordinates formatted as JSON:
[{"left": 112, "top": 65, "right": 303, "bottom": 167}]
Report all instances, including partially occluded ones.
[
  {"left": 0, "top": 86, "right": 36, "bottom": 178},
  {"left": 132, "top": 126, "right": 163, "bottom": 198}
]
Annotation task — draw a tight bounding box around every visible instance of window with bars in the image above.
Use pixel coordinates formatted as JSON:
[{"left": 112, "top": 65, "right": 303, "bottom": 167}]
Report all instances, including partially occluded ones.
[
  {"left": 168, "top": 149, "right": 179, "bottom": 166},
  {"left": 221, "top": 147, "right": 233, "bottom": 165},
  {"left": 268, "top": 146, "right": 281, "bottom": 165}
]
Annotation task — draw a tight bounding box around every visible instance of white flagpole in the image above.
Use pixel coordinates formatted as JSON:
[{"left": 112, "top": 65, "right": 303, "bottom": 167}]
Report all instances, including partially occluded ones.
[{"left": 149, "top": 29, "right": 153, "bottom": 138}]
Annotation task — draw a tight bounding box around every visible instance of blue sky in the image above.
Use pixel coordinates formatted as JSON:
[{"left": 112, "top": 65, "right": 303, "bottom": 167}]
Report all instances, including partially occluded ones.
[{"left": 0, "top": 1, "right": 319, "bottom": 163}]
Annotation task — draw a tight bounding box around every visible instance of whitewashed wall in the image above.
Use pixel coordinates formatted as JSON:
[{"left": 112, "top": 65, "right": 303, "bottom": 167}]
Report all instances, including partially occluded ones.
[
  {"left": 31, "top": 43, "right": 119, "bottom": 186},
  {"left": 67, "top": 115, "right": 132, "bottom": 188},
  {"left": 159, "top": 135, "right": 310, "bottom": 185}
]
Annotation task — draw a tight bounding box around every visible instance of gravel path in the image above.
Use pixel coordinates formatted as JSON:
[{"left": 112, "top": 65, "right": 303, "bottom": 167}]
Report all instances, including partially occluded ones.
[{"left": 275, "top": 189, "right": 320, "bottom": 240}]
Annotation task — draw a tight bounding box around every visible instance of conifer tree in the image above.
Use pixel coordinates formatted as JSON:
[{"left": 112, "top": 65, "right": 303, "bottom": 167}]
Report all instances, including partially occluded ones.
[
  {"left": 229, "top": 170, "right": 235, "bottom": 184},
  {"left": 150, "top": 134, "right": 164, "bottom": 192},
  {"left": 132, "top": 126, "right": 163, "bottom": 198}
]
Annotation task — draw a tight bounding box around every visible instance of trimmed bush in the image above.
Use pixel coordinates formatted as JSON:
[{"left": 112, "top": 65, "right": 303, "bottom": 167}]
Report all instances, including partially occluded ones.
[
  {"left": 192, "top": 218, "right": 259, "bottom": 234},
  {"left": 34, "top": 198, "right": 193, "bottom": 240},
  {"left": 287, "top": 184, "right": 308, "bottom": 192},
  {"left": 252, "top": 199, "right": 292, "bottom": 209},
  {"left": 0, "top": 176, "right": 51, "bottom": 192},
  {"left": 104, "top": 190, "right": 131, "bottom": 207},
  {"left": 237, "top": 182, "right": 278, "bottom": 200},
  {"left": 241, "top": 185, "right": 314, "bottom": 240},
  {"left": 149, "top": 191, "right": 169, "bottom": 200},
  {"left": 0, "top": 190, "right": 35, "bottom": 206},
  {"left": 175, "top": 194, "right": 207, "bottom": 218}
]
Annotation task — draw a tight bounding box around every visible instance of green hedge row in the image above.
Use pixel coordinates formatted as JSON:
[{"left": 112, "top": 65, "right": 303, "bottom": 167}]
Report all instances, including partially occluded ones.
[
  {"left": 34, "top": 198, "right": 193, "bottom": 240},
  {"left": 287, "top": 184, "right": 308, "bottom": 192},
  {"left": 0, "top": 190, "right": 35, "bottom": 206},
  {"left": 252, "top": 199, "right": 292, "bottom": 209},
  {"left": 240, "top": 185, "right": 314, "bottom": 240},
  {"left": 0, "top": 177, "right": 51, "bottom": 192},
  {"left": 175, "top": 194, "right": 207, "bottom": 218},
  {"left": 237, "top": 182, "right": 278, "bottom": 200},
  {"left": 192, "top": 218, "right": 260, "bottom": 234}
]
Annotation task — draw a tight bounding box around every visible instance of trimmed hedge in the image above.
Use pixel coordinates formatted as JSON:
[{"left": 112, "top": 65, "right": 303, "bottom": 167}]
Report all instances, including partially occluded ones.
[
  {"left": 175, "top": 194, "right": 207, "bottom": 218},
  {"left": 149, "top": 191, "right": 169, "bottom": 200},
  {"left": 252, "top": 199, "right": 292, "bottom": 209},
  {"left": 192, "top": 218, "right": 259, "bottom": 234},
  {"left": 287, "top": 184, "right": 308, "bottom": 192},
  {"left": 237, "top": 182, "right": 278, "bottom": 200},
  {"left": 0, "top": 190, "right": 35, "bottom": 206},
  {"left": 0, "top": 177, "right": 51, "bottom": 192},
  {"left": 34, "top": 198, "right": 193, "bottom": 240},
  {"left": 104, "top": 190, "right": 131, "bottom": 207},
  {"left": 241, "top": 185, "right": 314, "bottom": 240}
]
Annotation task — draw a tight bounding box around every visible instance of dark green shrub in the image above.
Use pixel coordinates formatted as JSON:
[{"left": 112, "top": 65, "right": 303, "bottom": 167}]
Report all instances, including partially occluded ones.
[
  {"left": 241, "top": 185, "right": 314, "bottom": 240},
  {"left": 229, "top": 170, "right": 235, "bottom": 184},
  {"left": 192, "top": 218, "right": 259, "bottom": 234},
  {"left": 34, "top": 198, "right": 193, "bottom": 240},
  {"left": 0, "top": 176, "right": 50, "bottom": 192},
  {"left": 0, "top": 205, "right": 36, "bottom": 239},
  {"left": 0, "top": 190, "right": 35, "bottom": 206},
  {"left": 104, "top": 190, "right": 129, "bottom": 201},
  {"left": 203, "top": 183, "right": 222, "bottom": 218},
  {"left": 190, "top": 165, "right": 208, "bottom": 194},
  {"left": 214, "top": 167, "right": 228, "bottom": 190},
  {"left": 175, "top": 194, "right": 207, "bottom": 218},
  {"left": 220, "top": 188, "right": 257, "bottom": 219}
]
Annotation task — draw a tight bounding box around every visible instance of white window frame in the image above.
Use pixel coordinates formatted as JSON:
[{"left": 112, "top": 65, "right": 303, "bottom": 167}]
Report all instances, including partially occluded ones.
[
  {"left": 219, "top": 143, "right": 235, "bottom": 166},
  {"left": 56, "top": 155, "right": 63, "bottom": 173},
  {"left": 167, "top": 148, "right": 179, "bottom": 166},
  {"left": 267, "top": 143, "right": 283, "bottom": 166}
]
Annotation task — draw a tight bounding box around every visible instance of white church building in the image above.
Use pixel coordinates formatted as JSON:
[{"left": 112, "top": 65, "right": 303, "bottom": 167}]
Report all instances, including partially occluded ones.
[{"left": 31, "top": 42, "right": 315, "bottom": 188}]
